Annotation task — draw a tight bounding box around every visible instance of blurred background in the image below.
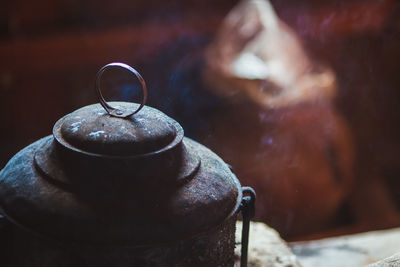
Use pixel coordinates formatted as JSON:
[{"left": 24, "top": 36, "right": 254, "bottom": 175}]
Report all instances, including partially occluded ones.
[{"left": 1, "top": 0, "right": 400, "bottom": 240}]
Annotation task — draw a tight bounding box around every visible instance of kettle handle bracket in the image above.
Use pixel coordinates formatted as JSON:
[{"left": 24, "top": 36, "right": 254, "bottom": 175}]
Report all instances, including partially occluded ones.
[{"left": 240, "top": 186, "right": 256, "bottom": 267}]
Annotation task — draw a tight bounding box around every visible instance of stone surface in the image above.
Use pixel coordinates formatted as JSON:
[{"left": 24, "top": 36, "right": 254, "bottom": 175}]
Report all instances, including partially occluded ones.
[
  {"left": 368, "top": 253, "right": 400, "bottom": 267},
  {"left": 235, "top": 221, "right": 301, "bottom": 267},
  {"left": 291, "top": 228, "right": 400, "bottom": 267}
]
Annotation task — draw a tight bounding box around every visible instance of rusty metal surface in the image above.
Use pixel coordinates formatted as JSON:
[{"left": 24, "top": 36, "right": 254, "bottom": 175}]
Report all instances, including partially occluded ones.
[
  {"left": 3, "top": 215, "right": 236, "bottom": 267},
  {"left": 34, "top": 137, "right": 200, "bottom": 187},
  {"left": 0, "top": 102, "right": 242, "bottom": 246},
  {"left": 55, "top": 102, "right": 181, "bottom": 157}
]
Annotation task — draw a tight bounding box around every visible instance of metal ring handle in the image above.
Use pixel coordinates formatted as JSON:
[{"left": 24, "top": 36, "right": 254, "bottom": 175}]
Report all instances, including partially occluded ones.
[{"left": 95, "top": 62, "right": 148, "bottom": 118}]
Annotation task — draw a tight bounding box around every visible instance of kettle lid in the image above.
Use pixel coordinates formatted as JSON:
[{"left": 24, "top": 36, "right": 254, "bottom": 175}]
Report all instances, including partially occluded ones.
[{"left": 54, "top": 63, "right": 183, "bottom": 158}]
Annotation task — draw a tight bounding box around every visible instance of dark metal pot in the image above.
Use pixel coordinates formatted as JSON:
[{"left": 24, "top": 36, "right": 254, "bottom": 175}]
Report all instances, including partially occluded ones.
[{"left": 0, "top": 63, "right": 255, "bottom": 267}]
